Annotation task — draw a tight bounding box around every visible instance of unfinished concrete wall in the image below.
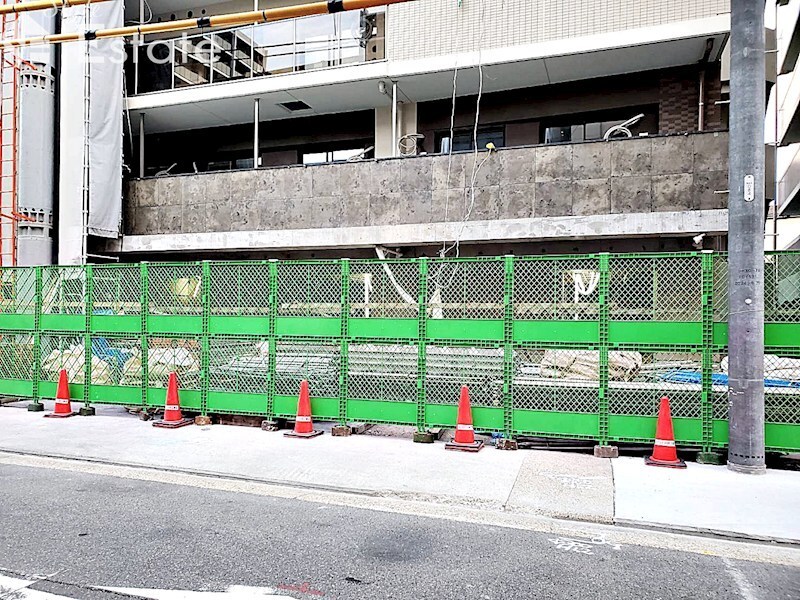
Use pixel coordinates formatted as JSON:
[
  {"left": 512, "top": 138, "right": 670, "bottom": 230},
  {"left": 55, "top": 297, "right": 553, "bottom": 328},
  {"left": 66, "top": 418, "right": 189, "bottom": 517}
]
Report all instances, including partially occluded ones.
[{"left": 123, "top": 131, "right": 728, "bottom": 236}]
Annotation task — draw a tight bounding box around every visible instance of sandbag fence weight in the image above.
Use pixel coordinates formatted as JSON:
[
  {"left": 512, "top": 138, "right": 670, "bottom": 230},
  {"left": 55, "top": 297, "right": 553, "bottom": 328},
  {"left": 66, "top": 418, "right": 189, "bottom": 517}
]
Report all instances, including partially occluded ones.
[{"left": 0, "top": 252, "right": 798, "bottom": 452}]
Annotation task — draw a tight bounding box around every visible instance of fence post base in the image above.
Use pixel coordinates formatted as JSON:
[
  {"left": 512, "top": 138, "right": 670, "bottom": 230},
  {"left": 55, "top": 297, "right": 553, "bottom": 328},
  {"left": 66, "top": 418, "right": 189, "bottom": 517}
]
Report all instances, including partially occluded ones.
[
  {"left": 496, "top": 438, "right": 518, "bottom": 451},
  {"left": 593, "top": 445, "right": 619, "bottom": 458},
  {"left": 27, "top": 401, "right": 44, "bottom": 412},
  {"left": 413, "top": 431, "right": 435, "bottom": 444},
  {"left": 261, "top": 419, "right": 284, "bottom": 432},
  {"left": 194, "top": 415, "right": 212, "bottom": 426},
  {"left": 697, "top": 451, "right": 725, "bottom": 465},
  {"left": 79, "top": 406, "right": 96, "bottom": 417},
  {"left": 331, "top": 425, "right": 351, "bottom": 437}
]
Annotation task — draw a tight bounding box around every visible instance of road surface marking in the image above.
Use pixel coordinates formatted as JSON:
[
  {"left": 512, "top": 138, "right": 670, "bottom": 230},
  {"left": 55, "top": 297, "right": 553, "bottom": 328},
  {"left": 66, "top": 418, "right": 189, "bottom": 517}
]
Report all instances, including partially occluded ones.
[
  {"left": 96, "top": 585, "right": 289, "bottom": 598},
  {"left": 722, "top": 557, "right": 759, "bottom": 600}
]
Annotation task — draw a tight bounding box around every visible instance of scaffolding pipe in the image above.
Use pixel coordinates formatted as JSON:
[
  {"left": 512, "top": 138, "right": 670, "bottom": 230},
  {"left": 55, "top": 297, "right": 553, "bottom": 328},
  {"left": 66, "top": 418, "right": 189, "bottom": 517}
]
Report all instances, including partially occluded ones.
[
  {"left": 0, "top": 0, "right": 109, "bottom": 16},
  {"left": 0, "top": 0, "right": 415, "bottom": 48}
]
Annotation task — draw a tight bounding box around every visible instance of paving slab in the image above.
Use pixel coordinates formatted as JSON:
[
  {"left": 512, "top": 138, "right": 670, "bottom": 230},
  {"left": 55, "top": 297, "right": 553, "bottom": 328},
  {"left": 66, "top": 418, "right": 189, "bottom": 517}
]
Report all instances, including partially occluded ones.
[
  {"left": 505, "top": 450, "right": 614, "bottom": 523},
  {"left": 0, "top": 401, "right": 525, "bottom": 508},
  {"left": 613, "top": 456, "right": 800, "bottom": 542}
]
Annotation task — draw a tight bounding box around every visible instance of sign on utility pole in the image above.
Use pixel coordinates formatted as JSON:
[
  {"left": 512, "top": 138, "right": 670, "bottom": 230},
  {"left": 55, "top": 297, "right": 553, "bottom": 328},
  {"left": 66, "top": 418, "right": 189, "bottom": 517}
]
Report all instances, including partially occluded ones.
[{"left": 727, "top": 0, "right": 766, "bottom": 474}]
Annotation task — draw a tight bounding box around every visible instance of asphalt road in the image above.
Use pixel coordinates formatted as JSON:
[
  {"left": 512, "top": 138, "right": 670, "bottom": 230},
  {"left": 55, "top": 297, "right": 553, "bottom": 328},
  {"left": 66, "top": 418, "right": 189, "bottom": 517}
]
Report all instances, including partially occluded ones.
[{"left": 0, "top": 462, "right": 798, "bottom": 600}]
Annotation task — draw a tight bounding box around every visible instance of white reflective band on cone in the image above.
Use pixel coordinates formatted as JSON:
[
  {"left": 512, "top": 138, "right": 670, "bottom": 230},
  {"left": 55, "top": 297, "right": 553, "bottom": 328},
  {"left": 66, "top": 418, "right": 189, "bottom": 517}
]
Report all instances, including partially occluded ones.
[
  {"left": 654, "top": 438, "right": 676, "bottom": 447},
  {"left": 56, "top": 398, "right": 69, "bottom": 404},
  {"left": 456, "top": 424, "right": 473, "bottom": 431},
  {"left": 296, "top": 416, "right": 312, "bottom": 422}
]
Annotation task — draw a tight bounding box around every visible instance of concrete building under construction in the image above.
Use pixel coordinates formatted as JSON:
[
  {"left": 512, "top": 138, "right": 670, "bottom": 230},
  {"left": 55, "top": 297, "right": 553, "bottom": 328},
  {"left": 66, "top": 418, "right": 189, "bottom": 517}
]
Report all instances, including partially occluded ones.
[{"left": 0, "top": 0, "right": 749, "bottom": 265}]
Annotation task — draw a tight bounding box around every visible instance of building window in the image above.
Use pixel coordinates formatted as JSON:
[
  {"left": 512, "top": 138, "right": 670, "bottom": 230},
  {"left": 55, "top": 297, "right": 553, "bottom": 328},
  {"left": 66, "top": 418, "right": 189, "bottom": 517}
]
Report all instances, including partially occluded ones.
[
  {"left": 542, "top": 107, "right": 658, "bottom": 144},
  {"left": 436, "top": 125, "right": 505, "bottom": 153},
  {"left": 302, "top": 148, "right": 368, "bottom": 164}
]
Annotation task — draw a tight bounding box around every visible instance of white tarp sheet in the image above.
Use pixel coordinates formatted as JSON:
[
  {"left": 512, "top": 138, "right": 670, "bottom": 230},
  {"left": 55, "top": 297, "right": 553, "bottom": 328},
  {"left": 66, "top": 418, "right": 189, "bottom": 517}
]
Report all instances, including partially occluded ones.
[{"left": 58, "top": 0, "right": 123, "bottom": 263}]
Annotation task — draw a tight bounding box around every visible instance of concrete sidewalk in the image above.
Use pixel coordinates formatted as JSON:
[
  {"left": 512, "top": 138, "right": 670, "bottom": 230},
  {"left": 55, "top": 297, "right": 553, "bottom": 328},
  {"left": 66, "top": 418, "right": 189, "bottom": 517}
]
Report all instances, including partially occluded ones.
[{"left": 1, "top": 400, "right": 798, "bottom": 544}]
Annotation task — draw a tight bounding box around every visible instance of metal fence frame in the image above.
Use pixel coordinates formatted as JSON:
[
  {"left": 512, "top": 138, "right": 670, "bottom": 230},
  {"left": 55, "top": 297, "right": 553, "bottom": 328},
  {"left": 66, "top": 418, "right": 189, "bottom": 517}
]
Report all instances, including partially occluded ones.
[{"left": 1, "top": 251, "right": 798, "bottom": 452}]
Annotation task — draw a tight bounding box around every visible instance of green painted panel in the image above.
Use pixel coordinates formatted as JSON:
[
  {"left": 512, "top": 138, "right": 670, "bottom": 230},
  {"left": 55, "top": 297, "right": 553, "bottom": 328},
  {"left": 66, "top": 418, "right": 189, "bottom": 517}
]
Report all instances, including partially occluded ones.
[
  {"left": 91, "top": 315, "right": 141, "bottom": 334},
  {"left": 346, "top": 399, "right": 417, "bottom": 424},
  {"left": 275, "top": 317, "right": 340, "bottom": 337},
  {"left": 207, "top": 390, "right": 266, "bottom": 414},
  {"left": 148, "top": 315, "right": 203, "bottom": 334},
  {"left": 512, "top": 410, "right": 599, "bottom": 437},
  {"left": 0, "top": 378, "right": 33, "bottom": 397},
  {"left": 145, "top": 387, "right": 202, "bottom": 410},
  {"left": 273, "top": 394, "right": 339, "bottom": 419},
  {"left": 39, "top": 381, "right": 85, "bottom": 400},
  {"left": 349, "top": 318, "right": 418, "bottom": 339},
  {"left": 89, "top": 385, "right": 141, "bottom": 405},
  {"left": 426, "top": 319, "right": 503, "bottom": 341},
  {"left": 0, "top": 315, "right": 35, "bottom": 330},
  {"left": 712, "top": 420, "right": 729, "bottom": 444},
  {"left": 208, "top": 316, "right": 270, "bottom": 335},
  {"left": 765, "top": 423, "right": 800, "bottom": 451},
  {"left": 608, "top": 415, "right": 703, "bottom": 443},
  {"left": 424, "top": 404, "right": 504, "bottom": 430},
  {"left": 765, "top": 323, "right": 800, "bottom": 347},
  {"left": 712, "top": 323, "right": 728, "bottom": 345},
  {"left": 40, "top": 314, "right": 84, "bottom": 332},
  {"left": 513, "top": 320, "right": 599, "bottom": 343},
  {"left": 608, "top": 321, "right": 702, "bottom": 344}
]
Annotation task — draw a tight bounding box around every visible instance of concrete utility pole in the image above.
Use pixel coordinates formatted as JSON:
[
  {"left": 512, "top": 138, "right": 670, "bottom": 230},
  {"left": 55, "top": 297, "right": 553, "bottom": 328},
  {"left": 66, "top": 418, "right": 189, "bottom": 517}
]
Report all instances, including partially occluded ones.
[{"left": 727, "top": 0, "right": 766, "bottom": 474}]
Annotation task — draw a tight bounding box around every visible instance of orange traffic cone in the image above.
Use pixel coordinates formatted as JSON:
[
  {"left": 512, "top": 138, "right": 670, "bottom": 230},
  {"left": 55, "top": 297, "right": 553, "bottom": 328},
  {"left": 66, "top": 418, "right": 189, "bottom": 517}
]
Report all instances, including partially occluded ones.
[
  {"left": 44, "top": 369, "right": 76, "bottom": 418},
  {"left": 153, "top": 372, "right": 194, "bottom": 429},
  {"left": 284, "top": 380, "right": 322, "bottom": 438},
  {"left": 645, "top": 396, "right": 686, "bottom": 468},
  {"left": 445, "top": 386, "right": 483, "bottom": 452}
]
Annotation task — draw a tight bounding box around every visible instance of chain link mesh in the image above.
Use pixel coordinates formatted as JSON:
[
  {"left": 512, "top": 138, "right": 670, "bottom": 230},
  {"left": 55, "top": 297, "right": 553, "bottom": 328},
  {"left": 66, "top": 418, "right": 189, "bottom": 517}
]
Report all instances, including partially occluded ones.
[
  {"left": 513, "top": 348, "right": 599, "bottom": 413},
  {"left": 608, "top": 351, "right": 702, "bottom": 418},
  {"left": 209, "top": 263, "right": 271, "bottom": 316},
  {"left": 713, "top": 254, "right": 729, "bottom": 322},
  {"left": 427, "top": 260, "right": 504, "bottom": 319},
  {"left": 40, "top": 334, "right": 86, "bottom": 382},
  {"left": 347, "top": 343, "right": 417, "bottom": 402},
  {"left": 0, "top": 332, "right": 34, "bottom": 380},
  {"left": 145, "top": 337, "right": 202, "bottom": 390},
  {"left": 208, "top": 336, "right": 270, "bottom": 394},
  {"left": 275, "top": 341, "right": 339, "bottom": 397},
  {"left": 765, "top": 253, "right": 800, "bottom": 323},
  {"left": 148, "top": 264, "right": 203, "bottom": 315},
  {"left": 276, "top": 263, "right": 342, "bottom": 317},
  {"left": 0, "top": 268, "right": 37, "bottom": 315},
  {"left": 609, "top": 256, "right": 702, "bottom": 321},
  {"left": 425, "top": 345, "right": 504, "bottom": 407},
  {"left": 89, "top": 336, "right": 142, "bottom": 386},
  {"left": 42, "top": 267, "right": 86, "bottom": 315},
  {"left": 514, "top": 258, "right": 600, "bottom": 320},
  {"left": 93, "top": 266, "right": 142, "bottom": 315},
  {"left": 349, "top": 261, "right": 419, "bottom": 319},
  {"left": 761, "top": 352, "right": 800, "bottom": 424}
]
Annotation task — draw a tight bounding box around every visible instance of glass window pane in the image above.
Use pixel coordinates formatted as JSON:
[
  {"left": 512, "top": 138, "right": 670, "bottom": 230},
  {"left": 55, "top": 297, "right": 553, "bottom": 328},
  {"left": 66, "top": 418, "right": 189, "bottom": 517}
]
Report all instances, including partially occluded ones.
[
  {"left": 584, "top": 122, "right": 602, "bottom": 140},
  {"left": 296, "top": 14, "right": 336, "bottom": 71},
  {"left": 252, "top": 20, "right": 294, "bottom": 75}
]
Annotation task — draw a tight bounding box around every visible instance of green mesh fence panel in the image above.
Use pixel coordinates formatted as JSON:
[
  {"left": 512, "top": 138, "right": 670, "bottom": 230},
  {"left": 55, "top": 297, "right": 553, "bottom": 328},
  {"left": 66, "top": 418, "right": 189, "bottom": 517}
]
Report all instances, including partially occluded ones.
[
  {"left": 608, "top": 256, "right": 702, "bottom": 321},
  {"left": 92, "top": 266, "right": 142, "bottom": 315},
  {"left": 425, "top": 345, "right": 504, "bottom": 407},
  {"left": 209, "top": 263, "right": 271, "bottom": 316},
  {"left": 765, "top": 253, "right": 800, "bottom": 323},
  {"left": 146, "top": 337, "right": 202, "bottom": 390},
  {"left": 148, "top": 264, "right": 203, "bottom": 315},
  {"left": 274, "top": 341, "right": 339, "bottom": 397},
  {"left": 512, "top": 348, "right": 599, "bottom": 413},
  {"left": 347, "top": 343, "right": 417, "bottom": 402},
  {"left": 276, "top": 262, "right": 341, "bottom": 317},
  {"left": 208, "top": 336, "right": 270, "bottom": 394},
  {"left": 427, "top": 260, "right": 504, "bottom": 319},
  {"left": 40, "top": 334, "right": 86, "bottom": 381},
  {"left": 0, "top": 268, "right": 36, "bottom": 314},
  {"left": 0, "top": 333, "right": 34, "bottom": 380},
  {"left": 607, "top": 351, "right": 703, "bottom": 419},
  {"left": 348, "top": 261, "right": 419, "bottom": 319},
  {"left": 514, "top": 258, "right": 600, "bottom": 320},
  {"left": 89, "top": 336, "right": 142, "bottom": 386},
  {"left": 42, "top": 267, "right": 86, "bottom": 315},
  {"left": 713, "top": 254, "right": 729, "bottom": 322}
]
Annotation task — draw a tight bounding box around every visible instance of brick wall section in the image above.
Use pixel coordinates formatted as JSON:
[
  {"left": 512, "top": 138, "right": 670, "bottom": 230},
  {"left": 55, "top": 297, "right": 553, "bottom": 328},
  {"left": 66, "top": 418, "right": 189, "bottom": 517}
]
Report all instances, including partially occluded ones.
[
  {"left": 387, "top": 0, "right": 730, "bottom": 62},
  {"left": 660, "top": 66, "right": 724, "bottom": 134},
  {"left": 124, "top": 132, "right": 728, "bottom": 236}
]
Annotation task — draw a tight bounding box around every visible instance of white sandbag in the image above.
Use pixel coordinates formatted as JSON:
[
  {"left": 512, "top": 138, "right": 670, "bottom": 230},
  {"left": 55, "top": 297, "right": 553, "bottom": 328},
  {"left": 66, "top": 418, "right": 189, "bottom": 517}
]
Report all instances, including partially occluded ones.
[{"left": 541, "top": 350, "right": 642, "bottom": 381}]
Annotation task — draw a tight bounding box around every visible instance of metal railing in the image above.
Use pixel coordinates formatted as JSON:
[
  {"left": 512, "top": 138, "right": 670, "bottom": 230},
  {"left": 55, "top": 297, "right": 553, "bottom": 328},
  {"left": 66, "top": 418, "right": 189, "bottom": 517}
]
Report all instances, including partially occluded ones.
[
  {"left": 129, "top": 9, "right": 381, "bottom": 94},
  {"left": 1, "top": 252, "right": 798, "bottom": 451}
]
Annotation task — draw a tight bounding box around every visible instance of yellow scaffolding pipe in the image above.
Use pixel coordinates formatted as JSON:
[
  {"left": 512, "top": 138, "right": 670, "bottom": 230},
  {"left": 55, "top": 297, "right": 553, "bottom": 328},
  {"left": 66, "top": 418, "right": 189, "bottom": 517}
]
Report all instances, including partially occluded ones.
[
  {"left": 0, "top": 0, "right": 415, "bottom": 48},
  {"left": 0, "top": 0, "right": 110, "bottom": 16}
]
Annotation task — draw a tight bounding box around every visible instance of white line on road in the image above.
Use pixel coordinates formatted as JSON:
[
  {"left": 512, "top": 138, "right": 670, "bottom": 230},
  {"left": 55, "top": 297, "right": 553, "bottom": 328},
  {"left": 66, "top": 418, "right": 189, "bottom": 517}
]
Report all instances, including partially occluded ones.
[
  {"left": 722, "top": 557, "right": 760, "bottom": 600},
  {"left": 0, "top": 574, "right": 72, "bottom": 600},
  {"left": 95, "top": 585, "right": 289, "bottom": 598}
]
